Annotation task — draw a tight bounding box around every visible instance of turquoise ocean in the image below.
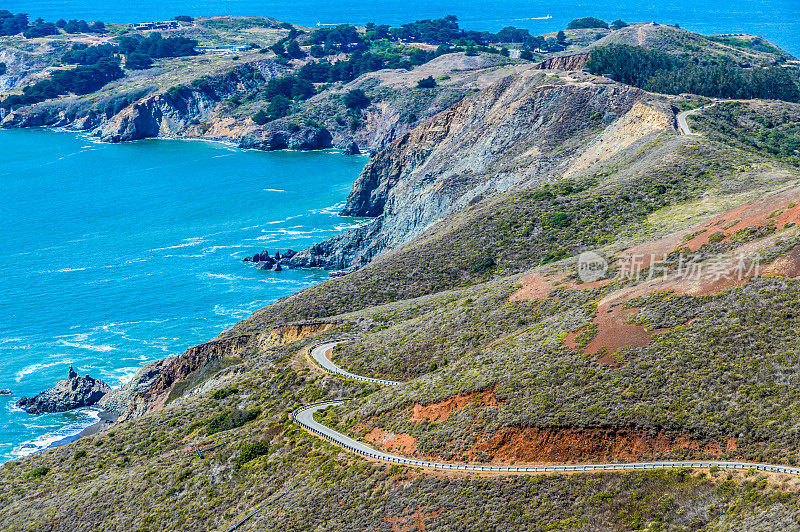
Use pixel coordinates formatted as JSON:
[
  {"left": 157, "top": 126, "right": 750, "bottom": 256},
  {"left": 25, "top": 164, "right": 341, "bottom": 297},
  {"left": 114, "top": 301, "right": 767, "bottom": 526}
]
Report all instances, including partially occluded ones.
[
  {"left": 1, "top": 0, "right": 798, "bottom": 463},
  {"left": 0, "top": 128, "right": 366, "bottom": 462},
  {"left": 2, "top": 0, "right": 799, "bottom": 55}
]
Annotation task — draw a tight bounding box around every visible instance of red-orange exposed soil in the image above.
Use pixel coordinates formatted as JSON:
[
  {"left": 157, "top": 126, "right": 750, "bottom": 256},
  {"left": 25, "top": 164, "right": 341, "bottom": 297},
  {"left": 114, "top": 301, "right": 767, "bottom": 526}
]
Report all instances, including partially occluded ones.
[
  {"left": 267, "top": 322, "right": 334, "bottom": 345},
  {"left": 472, "top": 426, "right": 737, "bottom": 463},
  {"left": 409, "top": 388, "right": 498, "bottom": 423},
  {"left": 509, "top": 272, "right": 559, "bottom": 302},
  {"left": 385, "top": 508, "right": 442, "bottom": 532},
  {"left": 582, "top": 303, "right": 669, "bottom": 359},
  {"left": 365, "top": 428, "right": 418, "bottom": 454},
  {"left": 508, "top": 186, "right": 800, "bottom": 360},
  {"left": 623, "top": 186, "right": 800, "bottom": 260}
]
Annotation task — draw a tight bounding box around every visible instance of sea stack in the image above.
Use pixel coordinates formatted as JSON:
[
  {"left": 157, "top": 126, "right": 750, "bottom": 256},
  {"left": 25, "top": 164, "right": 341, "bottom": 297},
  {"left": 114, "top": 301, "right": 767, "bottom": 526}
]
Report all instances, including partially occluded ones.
[{"left": 16, "top": 366, "right": 111, "bottom": 415}]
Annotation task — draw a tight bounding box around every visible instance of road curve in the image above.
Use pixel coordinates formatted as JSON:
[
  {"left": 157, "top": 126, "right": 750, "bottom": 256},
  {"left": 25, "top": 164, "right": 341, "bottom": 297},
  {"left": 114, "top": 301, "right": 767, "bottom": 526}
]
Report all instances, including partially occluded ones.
[
  {"left": 676, "top": 103, "right": 716, "bottom": 135},
  {"left": 299, "top": 343, "right": 800, "bottom": 476},
  {"left": 310, "top": 342, "right": 401, "bottom": 385}
]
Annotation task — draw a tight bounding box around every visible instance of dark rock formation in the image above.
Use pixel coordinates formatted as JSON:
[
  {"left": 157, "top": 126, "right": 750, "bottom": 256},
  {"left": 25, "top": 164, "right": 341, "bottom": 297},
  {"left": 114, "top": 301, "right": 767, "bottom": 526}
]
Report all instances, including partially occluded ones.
[
  {"left": 16, "top": 366, "right": 111, "bottom": 414},
  {"left": 240, "top": 127, "right": 333, "bottom": 151},
  {"left": 244, "top": 249, "right": 296, "bottom": 269},
  {"left": 341, "top": 141, "right": 361, "bottom": 155},
  {"left": 0, "top": 389, "right": 11, "bottom": 395}
]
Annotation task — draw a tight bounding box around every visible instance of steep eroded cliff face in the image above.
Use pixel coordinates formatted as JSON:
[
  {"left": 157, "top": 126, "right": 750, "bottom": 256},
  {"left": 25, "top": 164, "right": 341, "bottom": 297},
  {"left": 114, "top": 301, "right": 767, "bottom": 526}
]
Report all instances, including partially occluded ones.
[
  {"left": 120, "top": 334, "right": 253, "bottom": 421},
  {"left": 0, "top": 40, "right": 70, "bottom": 92},
  {"left": 290, "top": 71, "right": 674, "bottom": 269},
  {"left": 1, "top": 52, "right": 520, "bottom": 155}
]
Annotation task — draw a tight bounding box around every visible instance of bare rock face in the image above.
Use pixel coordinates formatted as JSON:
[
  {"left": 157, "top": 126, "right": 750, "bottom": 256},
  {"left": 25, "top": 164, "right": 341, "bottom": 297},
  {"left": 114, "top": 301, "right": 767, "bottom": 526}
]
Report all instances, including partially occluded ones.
[
  {"left": 16, "top": 366, "right": 111, "bottom": 414},
  {"left": 120, "top": 334, "right": 251, "bottom": 421},
  {"left": 532, "top": 53, "right": 591, "bottom": 71},
  {"left": 293, "top": 71, "right": 670, "bottom": 270},
  {"left": 97, "top": 359, "right": 169, "bottom": 415}
]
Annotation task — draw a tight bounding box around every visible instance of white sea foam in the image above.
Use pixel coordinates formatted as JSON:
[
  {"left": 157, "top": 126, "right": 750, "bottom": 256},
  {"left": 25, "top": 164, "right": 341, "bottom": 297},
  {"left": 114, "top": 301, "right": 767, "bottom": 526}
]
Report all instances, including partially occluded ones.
[
  {"left": 57, "top": 340, "right": 115, "bottom": 352},
  {"left": 312, "top": 202, "right": 346, "bottom": 215},
  {"left": 265, "top": 215, "right": 302, "bottom": 225},
  {"left": 115, "top": 367, "right": 141, "bottom": 386},
  {"left": 200, "top": 272, "right": 247, "bottom": 282},
  {"left": 334, "top": 222, "right": 363, "bottom": 231},
  {"left": 263, "top": 188, "right": 286, "bottom": 192},
  {"left": 14, "top": 362, "right": 62, "bottom": 383},
  {"left": 202, "top": 244, "right": 244, "bottom": 254},
  {"left": 10, "top": 409, "right": 100, "bottom": 460},
  {"left": 148, "top": 237, "right": 205, "bottom": 252},
  {"left": 36, "top": 266, "right": 90, "bottom": 274}
]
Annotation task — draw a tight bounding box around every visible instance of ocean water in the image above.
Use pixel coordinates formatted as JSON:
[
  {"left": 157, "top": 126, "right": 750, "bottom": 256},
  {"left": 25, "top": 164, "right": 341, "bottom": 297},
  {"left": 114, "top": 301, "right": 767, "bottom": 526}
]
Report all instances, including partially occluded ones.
[
  {"left": 2, "top": 0, "right": 799, "bottom": 56},
  {"left": 0, "top": 128, "right": 366, "bottom": 462}
]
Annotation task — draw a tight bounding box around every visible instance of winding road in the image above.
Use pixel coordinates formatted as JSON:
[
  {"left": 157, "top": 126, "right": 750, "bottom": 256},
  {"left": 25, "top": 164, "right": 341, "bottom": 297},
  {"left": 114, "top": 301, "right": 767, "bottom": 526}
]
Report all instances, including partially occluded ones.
[
  {"left": 676, "top": 102, "right": 716, "bottom": 135},
  {"left": 296, "top": 342, "right": 800, "bottom": 476}
]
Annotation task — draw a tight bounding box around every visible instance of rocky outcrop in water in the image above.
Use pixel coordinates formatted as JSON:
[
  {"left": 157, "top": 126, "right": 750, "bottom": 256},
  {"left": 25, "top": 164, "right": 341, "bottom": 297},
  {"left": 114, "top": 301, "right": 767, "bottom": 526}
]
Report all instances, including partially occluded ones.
[
  {"left": 242, "top": 249, "right": 297, "bottom": 271},
  {"left": 16, "top": 366, "right": 111, "bottom": 414}
]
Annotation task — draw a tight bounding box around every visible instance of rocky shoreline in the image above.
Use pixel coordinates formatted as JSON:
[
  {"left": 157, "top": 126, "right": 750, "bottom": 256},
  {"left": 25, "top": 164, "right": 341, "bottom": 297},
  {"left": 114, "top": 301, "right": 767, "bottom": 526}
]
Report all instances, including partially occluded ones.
[
  {"left": 14, "top": 361, "right": 169, "bottom": 449},
  {"left": 241, "top": 248, "right": 297, "bottom": 271},
  {"left": 16, "top": 366, "right": 110, "bottom": 415},
  {"left": 45, "top": 410, "right": 119, "bottom": 451}
]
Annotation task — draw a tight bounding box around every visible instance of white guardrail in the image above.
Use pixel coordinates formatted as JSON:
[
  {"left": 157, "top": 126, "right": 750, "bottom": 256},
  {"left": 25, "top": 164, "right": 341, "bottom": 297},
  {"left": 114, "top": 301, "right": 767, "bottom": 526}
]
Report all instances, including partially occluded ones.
[
  {"left": 309, "top": 342, "right": 400, "bottom": 386},
  {"left": 292, "top": 400, "right": 800, "bottom": 476},
  {"left": 300, "top": 343, "right": 800, "bottom": 476}
]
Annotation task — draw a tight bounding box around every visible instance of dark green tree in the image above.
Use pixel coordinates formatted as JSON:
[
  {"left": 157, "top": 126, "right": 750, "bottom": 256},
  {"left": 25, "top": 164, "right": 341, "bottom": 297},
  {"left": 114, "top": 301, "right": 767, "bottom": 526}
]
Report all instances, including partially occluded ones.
[
  {"left": 343, "top": 89, "right": 370, "bottom": 109},
  {"left": 125, "top": 52, "right": 153, "bottom": 70},
  {"left": 567, "top": 17, "right": 609, "bottom": 30},
  {"left": 417, "top": 76, "right": 437, "bottom": 88},
  {"left": 267, "top": 95, "right": 291, "bottom": 120}
]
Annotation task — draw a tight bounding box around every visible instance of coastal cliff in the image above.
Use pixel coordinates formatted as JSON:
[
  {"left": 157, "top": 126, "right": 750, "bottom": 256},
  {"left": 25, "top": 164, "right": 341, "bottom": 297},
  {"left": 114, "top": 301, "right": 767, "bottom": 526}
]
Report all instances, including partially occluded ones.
[
  {"left": 1, "top": 50, "right": 517, "bottom": 154},
  {"left": 289, "top": 70, "right": 672, "bottom": 269}
]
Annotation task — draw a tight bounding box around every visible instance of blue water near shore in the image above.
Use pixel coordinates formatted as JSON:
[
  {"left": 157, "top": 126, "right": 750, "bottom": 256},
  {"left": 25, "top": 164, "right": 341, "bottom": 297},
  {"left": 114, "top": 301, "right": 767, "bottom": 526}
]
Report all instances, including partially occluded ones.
[
  {"left": 0, "top": 128, "right": 366, "bottom": 463},
  {"left": 3, "top": 0, "right": 799, "bottom": 56}
]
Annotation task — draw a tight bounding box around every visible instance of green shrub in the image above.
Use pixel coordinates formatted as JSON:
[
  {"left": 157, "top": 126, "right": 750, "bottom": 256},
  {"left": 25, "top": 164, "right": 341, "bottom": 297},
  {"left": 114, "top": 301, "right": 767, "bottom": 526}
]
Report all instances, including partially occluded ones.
[
  {"left": 26, "top": 466, "right": 50, "bottom": 479},
  {"left": 417, "top": 76, "right": 437, "bottom": 88},
  {"left": 211, "top": 387, "right": 238, "bottom": 400},
  {"left": 472, "top": 255, "right": 496, "bottom": 273},
  {"left": 74, "top": 450, "right": 87, "bottom": 460},
  {"left": 237, "top": 441, "right": 270, "bottom": 466},
  {"left": 253, "top": 109, "right": 269, "bottom": 125},
  {"left": 708, "top": 231, "right": 726, "bottom": 244},
  {"left": 343, "top": 89, "right": 370, "bottom": 109},
  {"left": 207, "top": 408, "right": 261, "bottom": 435},
  {"left": 567, "top": 17, "right": 608, "bottom": 30},
  {"left": 546, "top": 211, "right": 572, "bottom": 228}
]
